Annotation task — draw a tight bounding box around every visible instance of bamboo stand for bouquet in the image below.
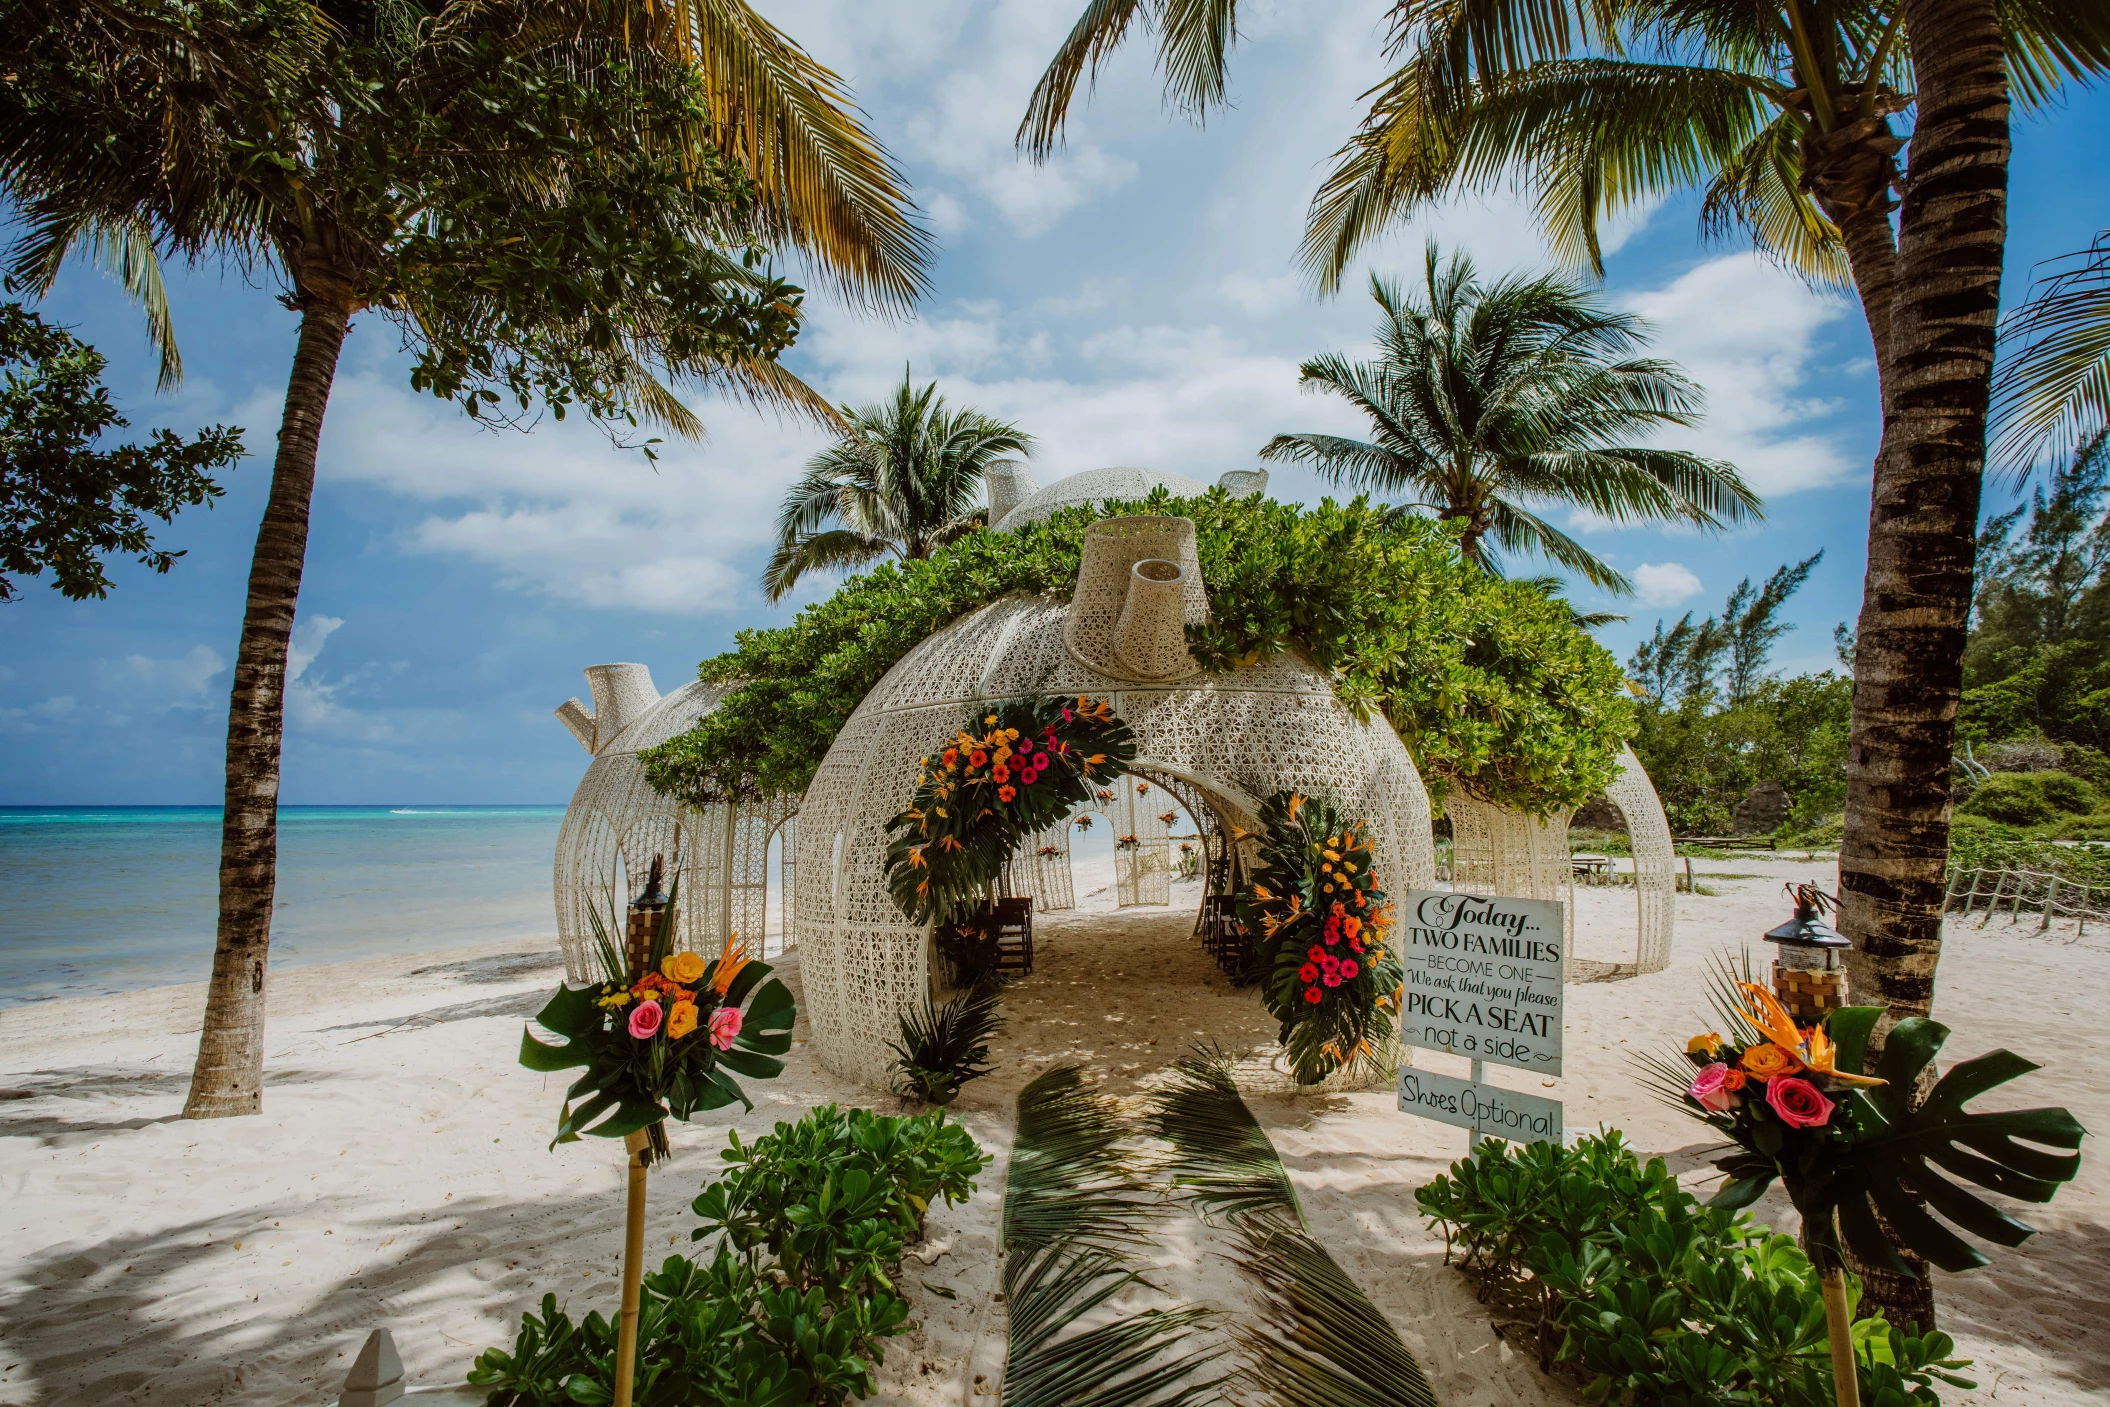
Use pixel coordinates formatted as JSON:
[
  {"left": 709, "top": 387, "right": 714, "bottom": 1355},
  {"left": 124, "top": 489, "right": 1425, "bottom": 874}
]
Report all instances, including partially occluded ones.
[
  {"left": 1821, "top": 1268, "right": 1861, "bottom": 1407},
  {"left": 614, "top": 1127, "right": 651, "bottom": 1407}
]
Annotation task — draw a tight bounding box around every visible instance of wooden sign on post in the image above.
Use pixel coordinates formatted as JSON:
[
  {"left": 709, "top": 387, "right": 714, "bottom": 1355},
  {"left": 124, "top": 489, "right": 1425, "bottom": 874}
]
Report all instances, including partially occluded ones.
[
  {"left": 1397, "top": 890, "right": 1565, "bottom": 1075},
  {"left": 1397, "top": 1067, "right": 1564, "bottom": 1143}
]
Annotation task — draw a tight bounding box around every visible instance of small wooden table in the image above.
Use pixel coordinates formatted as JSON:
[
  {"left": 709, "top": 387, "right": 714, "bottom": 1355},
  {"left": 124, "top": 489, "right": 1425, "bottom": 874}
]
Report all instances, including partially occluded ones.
[{"left": 1571, "top": 854, "right": 1611, "bottom": 884}]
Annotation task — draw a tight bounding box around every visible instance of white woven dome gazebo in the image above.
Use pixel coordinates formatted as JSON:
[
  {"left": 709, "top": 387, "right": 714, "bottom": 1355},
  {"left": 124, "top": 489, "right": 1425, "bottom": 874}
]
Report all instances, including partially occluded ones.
[
  {"left": 550, "top": 665, "right": 799, "bottom": 982},
  {"left": 990, "top": 464, "right": 1268, "bottom": 531},
  {"left": 791, "top": 514, "right": 1438, "bottom": 1084}
]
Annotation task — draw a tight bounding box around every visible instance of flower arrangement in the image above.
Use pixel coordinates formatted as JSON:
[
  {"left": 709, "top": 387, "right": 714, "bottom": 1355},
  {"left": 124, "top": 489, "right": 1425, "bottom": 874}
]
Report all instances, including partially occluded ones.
[
  {"left": 519, "top": 885, "right": 795, "bottom": 1167},
  {"left": 1650, "top": 960, "right": 2084, "bottom": 1280},
  {"left": 1237, "top": 790, "right": 1403, "bottom": 1084},
  {"left": 884, "top": 694, "right": 1138, "bottom": 924}
]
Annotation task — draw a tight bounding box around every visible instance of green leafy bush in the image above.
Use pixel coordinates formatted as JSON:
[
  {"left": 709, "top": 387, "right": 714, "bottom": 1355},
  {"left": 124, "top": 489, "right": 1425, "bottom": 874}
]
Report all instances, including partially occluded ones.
[
  {"left": 640, "top": 490, "right": 1633, "bottom": 817},
  {"left": 1947, "top": 822, "right": 2110, "bottom": 886},
  {"left": 470, "top": 1107, "right": 990, "bottom": 1406},
  {"left": 1957, "top": 770, "right": 2101, "bottom": 826},
  {"left": 1415, "top": 1132, "right": 1974, "bottom": 1406}
]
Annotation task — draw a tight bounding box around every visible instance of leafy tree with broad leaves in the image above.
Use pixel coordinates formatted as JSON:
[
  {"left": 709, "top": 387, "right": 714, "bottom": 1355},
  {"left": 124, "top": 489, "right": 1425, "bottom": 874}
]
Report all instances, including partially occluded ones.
[
  {"left": 763, "top": 370, "right": 1032, "bottom": 602},
  {"left": 0, "top": 0, "right": 928, "bottom": 1120},
  {"left": 0, "top": 302, "right": 243, "bottom": 601},
  {"left": 1260, "top": 245, "right": 1759, "bottom": 593}
]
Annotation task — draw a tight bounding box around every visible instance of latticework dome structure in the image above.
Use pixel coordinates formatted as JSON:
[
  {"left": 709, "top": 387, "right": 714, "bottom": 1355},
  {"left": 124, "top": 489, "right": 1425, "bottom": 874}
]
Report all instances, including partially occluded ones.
[
  {"left": 551, "top": 665, "right": 799, "bottom": 982},
  {"left": 791, "top": 515, "right": 1438, "bottom": 1084},
  {"left": 992, "top": 465, "right": 1267, "bottom": 531}
]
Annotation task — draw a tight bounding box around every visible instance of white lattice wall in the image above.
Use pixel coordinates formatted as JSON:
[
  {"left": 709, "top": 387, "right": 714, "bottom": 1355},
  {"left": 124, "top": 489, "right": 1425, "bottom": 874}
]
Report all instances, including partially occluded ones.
[
  {"left": 1445, "top": 791, "right": 1577, "bottom": 955},
  {"left": 552, "top": 667, "right": 799, "bottom": 981},
  {"left": 1605, "top": 746, "right": 1677, "bottom": 973},
  {"left": 792, "top": 579, "right": 1440, "bottom": 1086}
]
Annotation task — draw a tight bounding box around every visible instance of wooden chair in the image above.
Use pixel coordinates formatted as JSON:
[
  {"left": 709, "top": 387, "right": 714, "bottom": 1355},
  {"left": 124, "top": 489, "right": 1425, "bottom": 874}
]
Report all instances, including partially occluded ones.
[{"left": 991, "top": 896, "right": 1035, "bottom": 976}]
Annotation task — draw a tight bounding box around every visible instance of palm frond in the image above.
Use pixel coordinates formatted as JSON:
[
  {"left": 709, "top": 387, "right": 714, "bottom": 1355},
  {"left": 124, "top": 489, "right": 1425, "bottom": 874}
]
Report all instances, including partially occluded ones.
[
  {"left": 1230, "top": 1217, "right": 1441, "bottom": 1407},
  {"left": 1001, "top": 1245, "right": 1227, "bottom": 1407},
  {"left": 1145, "top": 1048, "right": 1304, "bottom": 1229},
  {"left": 666, "top": 0, "right": 932, "bottom": 309},
  {"left": 1004, "top": 1064, "right": 1164, "bottom": 1257},
  {"left": 1018, "top": 0, "right": 1241, "bottom": 162},
  {"left": 1993, "top": 231, "right": 2110, "bottom": 478}
]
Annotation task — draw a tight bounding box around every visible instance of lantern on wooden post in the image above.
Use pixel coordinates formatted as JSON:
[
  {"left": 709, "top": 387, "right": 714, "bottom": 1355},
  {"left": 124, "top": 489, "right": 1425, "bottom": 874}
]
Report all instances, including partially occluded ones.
[
  {"left": 1763, "top": 882, "right": 1850, "bottom": 1027},
  {"left": 624, "top": 854, "right": 670, "bottom": 975}
]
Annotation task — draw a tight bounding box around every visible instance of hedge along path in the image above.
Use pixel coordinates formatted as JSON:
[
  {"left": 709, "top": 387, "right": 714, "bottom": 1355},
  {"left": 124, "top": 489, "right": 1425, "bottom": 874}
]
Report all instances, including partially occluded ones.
[
  {"left": 641, "top": 490, "right": 1635, "bottom": 820},
  {"left": 995, "top": 1057, "right": 1440, "bottom": 1407}
]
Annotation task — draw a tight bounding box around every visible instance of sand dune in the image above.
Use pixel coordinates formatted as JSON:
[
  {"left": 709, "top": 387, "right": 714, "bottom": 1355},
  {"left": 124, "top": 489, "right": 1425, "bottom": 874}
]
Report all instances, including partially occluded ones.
[{"left": 2, "top": 859, "right": 2104, "bottom": 1405}]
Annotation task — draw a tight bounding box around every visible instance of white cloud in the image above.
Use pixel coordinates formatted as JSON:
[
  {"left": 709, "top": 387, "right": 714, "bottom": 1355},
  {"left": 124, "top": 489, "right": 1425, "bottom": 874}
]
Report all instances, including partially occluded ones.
[
  {"left": 1620, "top": 254, "right": 1863, "bottom": 498},
  {"left": 0, "top": 695, "right": 76, "bottom": 735},
  {"left": 98, "top": 645, "right": 226, "bottom": 708},
  {"left": 1633, "top": 562, "right": 1704, "bottom": 606}
]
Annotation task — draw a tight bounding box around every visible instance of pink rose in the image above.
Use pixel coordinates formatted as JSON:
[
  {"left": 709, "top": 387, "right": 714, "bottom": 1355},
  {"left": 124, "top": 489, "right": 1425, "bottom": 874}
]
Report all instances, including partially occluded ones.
[
  {"left": 708, "top": 1006, "right": 742, "bottom": 1051},
  {"left": 628, "top": 1000, "right": 664, "bottom": 1040},
  {"left": 1687, "top": 1062, "right": 1739, "bottom": 1113},
  {"left": 1765, "top": 1075, "right": 1834, "bottom": 1129}
]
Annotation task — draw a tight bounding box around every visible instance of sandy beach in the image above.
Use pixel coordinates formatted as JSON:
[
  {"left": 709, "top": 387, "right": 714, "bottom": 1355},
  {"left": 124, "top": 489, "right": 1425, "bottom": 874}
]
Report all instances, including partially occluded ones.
[{"left": 2, "top": 856, "right": 2104, "bottom": 1406}]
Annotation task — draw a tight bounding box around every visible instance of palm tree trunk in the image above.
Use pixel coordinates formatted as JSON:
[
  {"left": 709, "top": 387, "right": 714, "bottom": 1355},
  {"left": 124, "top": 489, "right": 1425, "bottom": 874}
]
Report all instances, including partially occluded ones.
[
  {"left": 1836, "top": 206, "right": 1902, "bottom": 401},
  {"left": 182, "top": 300, "right": 352, "bottom": 1119},
  {"left": 1836, "top": 0, "right": 2010, "bottom": 1329}
]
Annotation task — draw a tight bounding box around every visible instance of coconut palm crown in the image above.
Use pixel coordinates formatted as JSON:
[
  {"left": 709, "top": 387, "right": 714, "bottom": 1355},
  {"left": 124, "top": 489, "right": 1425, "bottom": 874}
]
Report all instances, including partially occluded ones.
[
  {"left": 763, "top": 372, "right": 1033, "bottom": 602},
  {"left": 1260, "top": 246, "right": 1760, "bottom": 593}
]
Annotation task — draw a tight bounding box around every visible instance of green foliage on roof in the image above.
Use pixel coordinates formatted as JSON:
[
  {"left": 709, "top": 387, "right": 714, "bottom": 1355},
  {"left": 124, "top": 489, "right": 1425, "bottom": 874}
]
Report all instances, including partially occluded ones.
[{"left": 639, "top": 490, "right": 1635, "bottom": 816}]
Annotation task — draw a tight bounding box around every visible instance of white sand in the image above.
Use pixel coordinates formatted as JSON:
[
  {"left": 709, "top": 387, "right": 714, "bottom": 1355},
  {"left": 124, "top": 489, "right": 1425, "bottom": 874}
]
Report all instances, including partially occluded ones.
[{"left": 3, "top": 857, "right": 2105, "bottom": 1406}]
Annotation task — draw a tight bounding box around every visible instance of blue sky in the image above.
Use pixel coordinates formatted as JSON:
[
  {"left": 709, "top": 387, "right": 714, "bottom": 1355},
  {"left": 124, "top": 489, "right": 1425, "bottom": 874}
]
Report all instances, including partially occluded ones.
[{"left": 3, "top": 1, "right": 2106, "bottom": 805}]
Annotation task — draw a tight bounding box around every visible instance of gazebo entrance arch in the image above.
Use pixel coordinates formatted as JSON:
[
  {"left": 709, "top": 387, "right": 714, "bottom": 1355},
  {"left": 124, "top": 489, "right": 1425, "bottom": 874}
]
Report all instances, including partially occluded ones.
[{"left": 791, "top": 516, "right": 1440, "bottom": 1087}]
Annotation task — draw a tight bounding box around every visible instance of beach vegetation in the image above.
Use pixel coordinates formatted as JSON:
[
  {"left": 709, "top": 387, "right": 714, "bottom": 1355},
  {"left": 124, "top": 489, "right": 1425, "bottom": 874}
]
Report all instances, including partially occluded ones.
[
  {"left": 1417, "top": 1132, "right": 1976, "bottom": 1404},
  {"left": 1624, "top": 559, "right": 1851, "bottom": 835},
  {"left": 763, "top": 370, "right": 1031, "bottom": 602},
  {"left": 1993, "top": 231, "right": 2110, "bottom": 471},
  {"left": 0, "top": 0, "right": 926, "bottom": 1119},
  {"left": 0, "top": 302, "right": 244, "bottom": 602},
  {"left": 1260, "top": 246, "right": 1760, "bottom": 593},
  {"left": 886, "top": 984, "right": 1005, "bottom": 1107},
  {"left": 471, "top": 1105, "right": 987, "bottom": 1406},
  {"left": 642, "top": 491, "right": 1636, "bottom": 819}
]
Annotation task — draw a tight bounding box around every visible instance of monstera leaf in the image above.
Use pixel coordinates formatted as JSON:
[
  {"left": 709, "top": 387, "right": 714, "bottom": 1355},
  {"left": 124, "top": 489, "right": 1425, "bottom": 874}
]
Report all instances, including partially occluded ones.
[{"left": 1712, "top": 1006, "right": 2086, "bottom": 1274}]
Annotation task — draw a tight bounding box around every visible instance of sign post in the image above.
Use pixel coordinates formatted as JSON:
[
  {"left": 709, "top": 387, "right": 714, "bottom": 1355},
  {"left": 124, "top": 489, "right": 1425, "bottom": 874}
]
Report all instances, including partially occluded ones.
[{"left": 1395, "top": 890, "right": 1566, "bottom": 1147}]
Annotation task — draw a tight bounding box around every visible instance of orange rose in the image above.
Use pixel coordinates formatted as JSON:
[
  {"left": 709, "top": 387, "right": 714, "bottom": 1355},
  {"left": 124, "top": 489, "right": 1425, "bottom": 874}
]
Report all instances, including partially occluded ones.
[
  {"left": 1740, "top": 1043, "right": 1803, "bottom": 1080},
  {"left": 1720, "top": 1068, "right": 1748, "bottom": 1092},
  {"left": 666, "top": 1000, "right": 699, "bottom": 1040}
]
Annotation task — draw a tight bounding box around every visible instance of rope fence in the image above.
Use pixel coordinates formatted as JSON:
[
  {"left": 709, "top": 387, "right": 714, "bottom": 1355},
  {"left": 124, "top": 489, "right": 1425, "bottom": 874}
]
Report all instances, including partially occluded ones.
[{"left": 1944, "top": 865, "right": 2110, "bottom": 935}]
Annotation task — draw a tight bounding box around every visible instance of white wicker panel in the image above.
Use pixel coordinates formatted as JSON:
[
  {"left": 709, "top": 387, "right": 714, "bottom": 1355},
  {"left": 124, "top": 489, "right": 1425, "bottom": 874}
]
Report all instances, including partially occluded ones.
[
  {"left": 552, "top": 673, "right": 799, "bottom": 982},
  {"left": 1115, "top": 776, "right": 1173, "bottom": 906},
  {"left": 992, "top": 465, "right": 1210, "bottom": 530},
  {"left": 1605, "top": 745, "right": 1677, "bottom": 973},
  {"left": 1446, "top": 792, "right": 1577, "bottom": 957},
  {"left": 1011, "top": 819, "right": 1076, "bottom": 912},
  {"left": 792, "top": 591, "right": 1442, "bottom": 1088},
  {"left": 1067, "top": 516, "right": 1209, "bottom": 683}
]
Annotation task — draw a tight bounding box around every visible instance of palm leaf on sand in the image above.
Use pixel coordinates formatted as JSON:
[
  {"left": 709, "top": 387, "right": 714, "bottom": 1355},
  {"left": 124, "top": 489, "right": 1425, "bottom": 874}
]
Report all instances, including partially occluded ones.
[
  {"left": 1000, "top": 1065, "right": 1226, "bottom": 1407},
  {"left": 1145, "top": 1052, "right": 1439, "bottom": 1407},
  {"left": 1146, "top": 1048, "right": 1304, "bottom": 1229}
]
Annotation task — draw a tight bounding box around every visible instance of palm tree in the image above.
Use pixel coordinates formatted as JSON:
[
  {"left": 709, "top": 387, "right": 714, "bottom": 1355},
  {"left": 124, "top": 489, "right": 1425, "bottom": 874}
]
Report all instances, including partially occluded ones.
[
  {"left": 0, "top": 0, "right": 926, "bottom": 1120},
  {"left": 763, "top": 372, "right": 1032, "bottom": 601},
  {"left": 1261, "top": 247, "right": 1759, "bottom": 592}
]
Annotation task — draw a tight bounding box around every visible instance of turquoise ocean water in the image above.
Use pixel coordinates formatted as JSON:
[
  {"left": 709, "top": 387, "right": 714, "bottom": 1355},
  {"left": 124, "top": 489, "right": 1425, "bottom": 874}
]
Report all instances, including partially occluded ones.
[{"left": 0, "top": 806, "right": 564, "bottom": 1007}]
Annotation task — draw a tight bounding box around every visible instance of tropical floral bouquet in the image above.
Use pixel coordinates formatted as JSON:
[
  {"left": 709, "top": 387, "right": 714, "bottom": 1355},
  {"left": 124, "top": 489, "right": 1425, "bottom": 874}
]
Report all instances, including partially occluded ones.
[
  {"left": 520, "top": 887, "right": 794, "bottom": 1167},
  {"left": 1649, "top": 959, "right": 2084, "bottom": 1277},
  {"left": 1238, "top": 790, "right": 1403, "bottom": 1084},
  {"left": 884, "top": 694, "right": 1136, "bottom": 924}
]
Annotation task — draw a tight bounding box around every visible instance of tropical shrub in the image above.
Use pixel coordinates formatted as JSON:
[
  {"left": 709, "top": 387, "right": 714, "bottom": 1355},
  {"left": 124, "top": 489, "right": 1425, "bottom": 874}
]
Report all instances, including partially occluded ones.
[
  {"left": 1947, "top": 823, "right": 2110, "bottom": 886},
  {"left": 640, "top": 490, "right": 1633, "bottom": 817},
  {"left": 888, "top": 985, "right": 1004, "bottom": 1106},
  {"left": 1956, "top": 770, "right": 2101, "bottom": 826},
  {"left": 1416, "top": 1133, "right": 1976, "bottom": 1406},
  {"left": 470, "top": 1107, "right": 990, "bottom": 1406}
]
